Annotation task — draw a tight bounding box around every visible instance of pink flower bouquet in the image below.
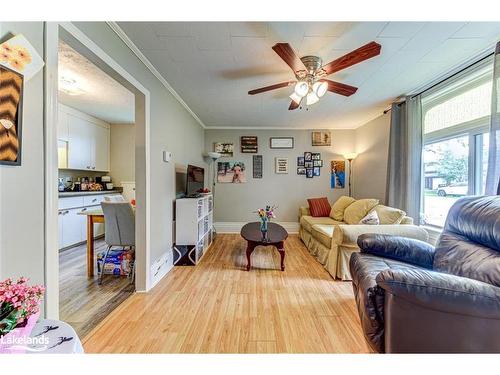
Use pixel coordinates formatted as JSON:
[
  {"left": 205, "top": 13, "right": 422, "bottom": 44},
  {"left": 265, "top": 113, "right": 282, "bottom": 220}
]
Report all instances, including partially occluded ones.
[{"left": 0, "top": 277, "right": 45, "bottom": 353}]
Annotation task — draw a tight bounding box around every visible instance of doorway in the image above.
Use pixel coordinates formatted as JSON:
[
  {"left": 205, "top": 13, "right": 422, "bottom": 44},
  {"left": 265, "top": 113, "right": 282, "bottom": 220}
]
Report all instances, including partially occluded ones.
[{"left": 44, "top": 22, "right": 151, "bottom": 333}]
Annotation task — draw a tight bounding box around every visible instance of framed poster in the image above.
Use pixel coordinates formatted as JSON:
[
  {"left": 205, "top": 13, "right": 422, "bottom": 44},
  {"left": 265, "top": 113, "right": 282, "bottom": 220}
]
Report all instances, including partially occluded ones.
[
  {"left": 241, "top": 136, "right": 258, "bottom": 153},
  {"left": 214, "top": 142, "right": 234, "bottom": 157},
  {"left": 253, "top": 155, "right": 263, "bottom": 179},
  {"left": 0, "top": 65, "right": 24, "bottom": 166},
  {"left": 275, "top": 157, "right": 289, "bottom": 174},
  {"left": 311, "top": 153, "right": 321, "bottom": 160},
  {"left": 217, "top": 161, "right": 246, "bottom": 183},
  {"left": 270, "top": 137, "right": 294, "bottom": 149},
  {"left": 297, "top": 167, "right": 306, "bottom": 175},
  {"left": 297, "top": 156, "right": 305, "bottom": 166},
  {"left": 312, "top": 131, "right": 331, "bottom": 146},
  {"left": 331, "top": 160, "right": 346, "bottom": 188},
  {"left": 304, "top": 152, "right": 312, "bottom": 161},
  {"left": 306, "top": 169, "right": 314, "bottom": 178},
  {"left": 313, "top": 166, "right": 321, "bottom": 176}
]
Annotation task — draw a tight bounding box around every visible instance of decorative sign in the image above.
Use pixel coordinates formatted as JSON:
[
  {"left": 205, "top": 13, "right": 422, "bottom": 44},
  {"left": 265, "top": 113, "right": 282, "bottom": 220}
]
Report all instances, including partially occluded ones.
[
  {"left": 275, "top": 157, "right": 289, "bottom": 174},
  {"left": 270, "top": 137, "right": 294, "bottom": 149},
  {"left": 331, "top": 160, "right": 346, "bottom": 188},
  {"left": 241, "top": 136, "right": 258, "bottom": 153},
  {"left": 214, "top": 142, "right": 234, "bottom": 157},
  {"left": 253, "top": 155, "right": 263, "bottom": 179},
  {"left": 312, "top": 131, "right": 331, "bottom": 146}
]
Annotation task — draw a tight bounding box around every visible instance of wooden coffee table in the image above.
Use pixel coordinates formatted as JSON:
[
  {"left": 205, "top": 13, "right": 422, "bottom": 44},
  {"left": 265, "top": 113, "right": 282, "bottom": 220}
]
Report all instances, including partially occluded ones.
[{"left": 240, "top": 222, "right": 288, "bottom": 271}]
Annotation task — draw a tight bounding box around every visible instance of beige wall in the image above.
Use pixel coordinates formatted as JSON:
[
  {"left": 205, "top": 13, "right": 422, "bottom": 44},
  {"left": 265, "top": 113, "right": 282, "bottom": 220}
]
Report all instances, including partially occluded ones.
[
  {"left": 0, "top": 23, "right": 45, "bottom": 284},
  {"left": 109, "top": 123, "right": 135, "bottom": 185},
  {"left": 353, "top": 113, "right": 391, "bottom": 204},
  {"left": 205, "top": 129, "right": 355, "bottom": 223}
]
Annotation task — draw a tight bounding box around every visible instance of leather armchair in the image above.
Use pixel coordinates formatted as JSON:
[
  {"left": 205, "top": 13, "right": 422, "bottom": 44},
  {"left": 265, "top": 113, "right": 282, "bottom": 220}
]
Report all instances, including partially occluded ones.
[{"left": 350, "top": 196, "right": 500, "bottom": 353}]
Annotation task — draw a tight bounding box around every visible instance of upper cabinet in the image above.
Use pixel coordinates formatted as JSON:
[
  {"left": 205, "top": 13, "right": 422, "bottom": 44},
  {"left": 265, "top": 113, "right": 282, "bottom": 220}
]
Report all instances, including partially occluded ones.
[{"left": 58, "top": 104, "right": 110, "bottom": 172}]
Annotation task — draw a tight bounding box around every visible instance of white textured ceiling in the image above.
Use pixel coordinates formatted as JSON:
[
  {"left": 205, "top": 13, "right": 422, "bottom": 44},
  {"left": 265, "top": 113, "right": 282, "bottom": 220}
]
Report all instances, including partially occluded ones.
[
  {"left": 58, "top": 41, "right": 135, "bottom": 124},
  {"left": 117, "top": 22, "right": 500, "bottom": 129}
]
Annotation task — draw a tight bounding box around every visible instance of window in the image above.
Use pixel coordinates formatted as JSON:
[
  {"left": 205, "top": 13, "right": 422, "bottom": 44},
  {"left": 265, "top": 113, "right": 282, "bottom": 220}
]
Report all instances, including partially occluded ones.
[{"left": 421, "top": 57, "right": 493, "bottom": 227}]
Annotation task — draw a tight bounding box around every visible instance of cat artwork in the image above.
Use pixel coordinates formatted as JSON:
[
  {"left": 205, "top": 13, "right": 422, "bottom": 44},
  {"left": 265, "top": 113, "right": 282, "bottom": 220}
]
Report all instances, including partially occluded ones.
[{"left": 0, "top": 66, "right": 23, "bottom": 165}]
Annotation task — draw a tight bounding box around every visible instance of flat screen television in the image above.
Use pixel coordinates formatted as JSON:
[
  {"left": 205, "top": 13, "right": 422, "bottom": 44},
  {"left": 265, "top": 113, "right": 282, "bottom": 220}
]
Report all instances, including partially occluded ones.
[{"left": 186, "top": 164, "right": 205, "bottom": 197}]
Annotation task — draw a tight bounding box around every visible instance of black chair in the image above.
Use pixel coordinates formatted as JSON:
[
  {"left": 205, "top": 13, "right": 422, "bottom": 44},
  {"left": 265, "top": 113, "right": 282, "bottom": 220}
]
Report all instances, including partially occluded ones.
[{"left": 349, "top": 195, "right": 500, "bottom": 353}]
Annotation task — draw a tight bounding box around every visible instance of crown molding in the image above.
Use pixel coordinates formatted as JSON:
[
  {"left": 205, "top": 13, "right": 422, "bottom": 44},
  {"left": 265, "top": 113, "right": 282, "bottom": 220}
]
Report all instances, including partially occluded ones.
[
  {"left": 204, "top": 125, "right": 359, "bottom": 130},
  {"left": 106, "top": 22, "right": 206, "bottom": 129}
]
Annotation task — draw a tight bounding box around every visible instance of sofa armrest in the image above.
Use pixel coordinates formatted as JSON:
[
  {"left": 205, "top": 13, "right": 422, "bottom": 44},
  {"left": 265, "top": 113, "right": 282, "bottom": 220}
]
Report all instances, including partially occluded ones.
[
  {"left": 299, "top": 206, "right": 311, "bottom": 218},
  {"left": 376, "top": 268, "right": 500, "bottom": 319},
  {"left": 357, "top": 234, "right": 435, "bottom": 269},
  {"left": 333, "top": 224, "right": 429, "bottom": 248}
]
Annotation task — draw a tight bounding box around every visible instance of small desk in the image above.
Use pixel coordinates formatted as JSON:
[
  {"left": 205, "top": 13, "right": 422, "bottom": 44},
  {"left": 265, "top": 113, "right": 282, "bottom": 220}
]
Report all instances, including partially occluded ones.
[{"left": 78, "top": 208, "right": 104, "bottom": 278}]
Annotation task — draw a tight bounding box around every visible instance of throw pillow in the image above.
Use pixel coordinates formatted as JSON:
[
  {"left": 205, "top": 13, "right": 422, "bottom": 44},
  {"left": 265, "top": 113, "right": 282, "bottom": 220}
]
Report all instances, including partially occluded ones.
[
  {"left": 343, "top": 198, "right": 379, "bottom": 224},
  {"left": 374, "top": 205, "right": 406, "bottom": 224},
  {"left": 359, "top": 210, "right": 380, "bottom": 225},
  {"left": 307, "top": 197, "right": 331, "bottom": 217},
  {"left": 329, "top": 196, "right": 356, "bottom": 221}
]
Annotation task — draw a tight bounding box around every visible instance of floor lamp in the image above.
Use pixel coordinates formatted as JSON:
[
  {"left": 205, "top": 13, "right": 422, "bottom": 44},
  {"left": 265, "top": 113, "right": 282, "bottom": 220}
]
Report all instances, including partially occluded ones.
[
  {"left": 207, "top": 152, "right": 221, "bottom": 233},
  {"left": 344, "top": 153, "right": 358, "bottom": 197}
]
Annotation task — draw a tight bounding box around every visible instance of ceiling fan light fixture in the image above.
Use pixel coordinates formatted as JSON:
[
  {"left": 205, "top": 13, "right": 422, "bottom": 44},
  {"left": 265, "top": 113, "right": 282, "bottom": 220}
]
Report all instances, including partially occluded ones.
[
  {"left": 306, "top": 92, "right": 319, "bottom": 106},
  {"left": 294, "top": 81, "right": 309, "bottom": 97},
  {"left": 289, "top": 92, "right": 302, "bottom": 105},
  {"left": 313, "top": 81, "right": 328, "bottom": 98}
]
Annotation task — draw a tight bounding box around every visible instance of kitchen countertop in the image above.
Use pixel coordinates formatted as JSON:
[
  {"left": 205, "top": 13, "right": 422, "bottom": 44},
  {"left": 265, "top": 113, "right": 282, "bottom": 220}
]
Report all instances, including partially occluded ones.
[{"left": 59, "top": 188, "right": 123, "bottom": 198}]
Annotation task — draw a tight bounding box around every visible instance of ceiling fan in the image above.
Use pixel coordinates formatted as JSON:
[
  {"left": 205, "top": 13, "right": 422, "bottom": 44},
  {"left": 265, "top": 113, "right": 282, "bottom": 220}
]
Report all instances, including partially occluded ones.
[{"left": 248, "top": 41, "right": 381, "bottom": 110}]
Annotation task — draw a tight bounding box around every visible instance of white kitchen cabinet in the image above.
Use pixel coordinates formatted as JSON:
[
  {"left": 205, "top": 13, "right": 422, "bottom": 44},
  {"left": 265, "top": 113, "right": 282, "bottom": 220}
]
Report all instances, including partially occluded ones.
[
  {"left": 57, "top": 108, "right": 69, "bottom": 141},
  {"left": 60, "top": 104, "right": 110, "bottom": 172},
  {"left": 92, "top": 123, "right": 110, "bottom": 172},
  {"left": 60, "top": 207, "right": 86, "bottom": 248},
  {"left": 67, "top": 114, "right": 93, "bottom": 170}
]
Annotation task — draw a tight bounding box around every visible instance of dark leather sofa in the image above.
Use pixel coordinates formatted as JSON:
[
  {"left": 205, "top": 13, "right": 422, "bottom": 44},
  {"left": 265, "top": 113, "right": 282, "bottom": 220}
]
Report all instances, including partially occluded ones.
[{"left": 349, "top": 195, "right": 500, "bottom": 353}]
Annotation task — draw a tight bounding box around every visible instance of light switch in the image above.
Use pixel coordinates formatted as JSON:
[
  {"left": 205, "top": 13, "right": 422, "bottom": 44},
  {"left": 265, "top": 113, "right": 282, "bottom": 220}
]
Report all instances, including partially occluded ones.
[{"left": 163, "top": 151, "right": 172, "bottom": 162}]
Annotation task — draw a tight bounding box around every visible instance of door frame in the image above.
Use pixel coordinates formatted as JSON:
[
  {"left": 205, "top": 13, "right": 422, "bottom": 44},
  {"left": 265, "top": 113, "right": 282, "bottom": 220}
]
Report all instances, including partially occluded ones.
[{"left": 44, "top": 22, "right": 152, "bottom": 318}]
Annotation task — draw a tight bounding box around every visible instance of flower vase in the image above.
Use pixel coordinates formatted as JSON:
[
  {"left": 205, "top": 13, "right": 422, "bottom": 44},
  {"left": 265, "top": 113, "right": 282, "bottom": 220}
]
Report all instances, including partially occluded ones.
[
  {"left": 260, "top": 219, "right": 268, "bottom": 242},
  {"left": 0, "top": 310, "right": 40, "bottom": 354}
]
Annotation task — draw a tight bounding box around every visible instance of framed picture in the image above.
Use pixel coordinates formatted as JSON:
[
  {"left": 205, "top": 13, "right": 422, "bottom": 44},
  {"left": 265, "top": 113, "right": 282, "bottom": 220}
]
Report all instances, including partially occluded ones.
[
  {"left": 313, "top": 160, "right": 323, "bottom": 167},
  {"left": 214, "top": 142, "right": 234, "bottom": 157},
  {"left": 311, "top": 153, "right": 321, "bottom": 160},
  {"left": 270, "top": 137, "right": 294, "bottom": 149},
  {"left": 241, "top": 136, "right": 258, "bottom": 153},
  {"left": 217, "top": 161, "right": 246, "bottom": 183},
  {"left": 304, "top": 152, "right": 312, "bottom": 161},
  {"left": 312, "top": 131, "right": 332, "bottom": 146},
  {"left": 297, "top": 167, "right": 306, "bottom": 175},
  {"left": 275, "top": 157, "right": 289, "bottom": 174},
  {"left": 313, "top": 166, "right": 321, "bottom": 176},
  {"left": 253, "top": 155, "right": 263, "bottom": 179},
  {"left": 0, "top": 65, "right": 24, "bottom": 166},
  {"left": 306, "top": 168, "right": 314, "bottom": 178},
  {"left": 331, "top": 160, "right": 346, "bottom": 189},
  {"left": 297, "top": 156, "right": 305, "bottom": 166},
  {"left": 304, "top": 161, "right": 313, "bottom": 168}
]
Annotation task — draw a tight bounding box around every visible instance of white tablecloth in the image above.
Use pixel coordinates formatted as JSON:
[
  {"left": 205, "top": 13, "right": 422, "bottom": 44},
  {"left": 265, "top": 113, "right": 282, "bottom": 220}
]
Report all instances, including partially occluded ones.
[{"left": 27, "top": 319, "right": 84, "bottom": 354}]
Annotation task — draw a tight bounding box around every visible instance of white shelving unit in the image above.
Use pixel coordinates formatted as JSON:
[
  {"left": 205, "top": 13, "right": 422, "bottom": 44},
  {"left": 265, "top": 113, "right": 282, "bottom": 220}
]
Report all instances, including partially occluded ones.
[{"left": 174, "top": 194, "right": 214, "bottom": 265}]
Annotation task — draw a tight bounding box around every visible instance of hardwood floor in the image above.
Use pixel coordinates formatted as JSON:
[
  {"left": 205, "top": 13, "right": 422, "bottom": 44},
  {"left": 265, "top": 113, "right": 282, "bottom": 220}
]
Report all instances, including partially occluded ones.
[
  {"left": 59, "top": 239, "right": 134, "bottom": 338},
  {"left": 82, "top": 234, "right": 372, "bottom": 353}
]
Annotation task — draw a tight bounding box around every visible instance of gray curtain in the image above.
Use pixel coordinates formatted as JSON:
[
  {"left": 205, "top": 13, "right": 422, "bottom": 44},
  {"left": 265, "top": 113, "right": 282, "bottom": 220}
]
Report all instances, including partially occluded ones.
[
  {"left": 386, "top": 95, "right": 423, "bottom": 223},
  {"left": 485, "top": 42, "right": 500, "bottom": 196}
]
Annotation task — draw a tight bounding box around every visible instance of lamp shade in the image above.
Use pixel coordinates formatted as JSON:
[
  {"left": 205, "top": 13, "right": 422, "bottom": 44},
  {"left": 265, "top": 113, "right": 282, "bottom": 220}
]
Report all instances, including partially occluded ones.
[
  {"left": 313, "top": 81, "right": 328, "bottom": 97},
  {"left": 294, "top": 81, "right": 309, "bottom": 97},
  {"left": 306, "top": 92, "right": 319, "bottom": 106},
  {"left": 289, "top": 92, "right": 303, "bottom": 105},
  {"left": 344, "top": 152, "right": 358, "bottom": 161}
]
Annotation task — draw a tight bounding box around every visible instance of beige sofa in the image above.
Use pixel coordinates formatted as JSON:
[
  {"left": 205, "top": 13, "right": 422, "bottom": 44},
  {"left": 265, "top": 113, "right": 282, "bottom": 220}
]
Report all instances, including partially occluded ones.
[{"left": 299, "top": 200, "right": 429, "bottom": 280}]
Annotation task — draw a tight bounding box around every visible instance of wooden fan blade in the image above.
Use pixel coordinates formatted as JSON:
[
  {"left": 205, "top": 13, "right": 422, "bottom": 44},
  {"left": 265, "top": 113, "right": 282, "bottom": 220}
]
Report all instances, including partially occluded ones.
[
  {"left": 322, "top": 80, "right": 358, "bottom": 96},
  {"left": 272, "top": 43, "right": 307, "bottom": 74},
  {"left": 322, "top": 41, "right": 381, "bottom": 76},
  {"left": 289, "top": 100, "right": 300, "bottom": 110},
  {"left": 248, "top": 81, "right": 295, "bottom": 95}
]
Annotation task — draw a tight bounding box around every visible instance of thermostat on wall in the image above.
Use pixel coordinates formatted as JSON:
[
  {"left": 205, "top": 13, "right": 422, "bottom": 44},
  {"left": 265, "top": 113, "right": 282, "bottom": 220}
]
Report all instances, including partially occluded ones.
[{"left": 163, "top": 151, "right": 172, "bottom": 162}]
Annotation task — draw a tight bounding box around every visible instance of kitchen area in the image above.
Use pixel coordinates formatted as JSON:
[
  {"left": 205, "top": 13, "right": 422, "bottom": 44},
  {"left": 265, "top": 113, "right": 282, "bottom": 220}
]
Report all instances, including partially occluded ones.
[{"left": 57, "top": 39, "right": 136, "bottom": 336}]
